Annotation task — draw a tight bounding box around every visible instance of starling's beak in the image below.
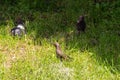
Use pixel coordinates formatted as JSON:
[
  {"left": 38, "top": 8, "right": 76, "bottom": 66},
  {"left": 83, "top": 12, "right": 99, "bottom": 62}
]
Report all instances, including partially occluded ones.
[
  {"left": 52, "top": 42, "right": 59, "bottom": 48},
  {"left": 53, "top": 43, "right": 56, "bottom": 47}
]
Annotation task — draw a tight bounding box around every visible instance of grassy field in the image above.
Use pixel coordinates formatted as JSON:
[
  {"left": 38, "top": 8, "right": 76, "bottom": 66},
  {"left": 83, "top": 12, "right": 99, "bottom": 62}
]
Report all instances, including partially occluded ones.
[{"left": 0, "top": 0, "right": 120, "bottom": 80}]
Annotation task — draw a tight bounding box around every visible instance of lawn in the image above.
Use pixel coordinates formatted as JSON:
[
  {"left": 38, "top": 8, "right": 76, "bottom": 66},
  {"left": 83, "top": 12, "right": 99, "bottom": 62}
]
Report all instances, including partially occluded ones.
[{"left": 0, "top": 0, "right": 120, "bottom": 80}]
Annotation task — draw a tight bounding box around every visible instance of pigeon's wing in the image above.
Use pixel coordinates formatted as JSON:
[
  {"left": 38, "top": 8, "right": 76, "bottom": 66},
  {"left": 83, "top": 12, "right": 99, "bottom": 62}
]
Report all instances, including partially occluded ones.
[
  {"left": 11, "top": 29, "right": 15, "bottom": 36},
  {"left": 15, "top": 28, "right": 22, "bottom": 36}
]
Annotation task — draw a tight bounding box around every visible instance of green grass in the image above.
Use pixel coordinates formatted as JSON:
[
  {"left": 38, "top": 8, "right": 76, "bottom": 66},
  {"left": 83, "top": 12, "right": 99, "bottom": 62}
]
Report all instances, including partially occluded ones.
[
  {"left": 0, "top": 0, "right": 120, "bottom": 80},
  {"left": 0, "top": 18, "right": 120, "bottom": 80}
]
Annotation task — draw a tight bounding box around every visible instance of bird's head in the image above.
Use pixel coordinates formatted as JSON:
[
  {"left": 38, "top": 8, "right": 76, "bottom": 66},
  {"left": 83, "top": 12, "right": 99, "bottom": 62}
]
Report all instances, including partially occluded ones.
[
  {"left": 77, "top": 15, "right": 85, "bottom": 23},
  {"left": 79, "top": 15, "right": 84, "bottom": 20},
  {"left": 53, "top": 42, "right": 60, "bottom": 48},
  {"left": 15, "top": 16, "right": 25, "bottom": 25}
]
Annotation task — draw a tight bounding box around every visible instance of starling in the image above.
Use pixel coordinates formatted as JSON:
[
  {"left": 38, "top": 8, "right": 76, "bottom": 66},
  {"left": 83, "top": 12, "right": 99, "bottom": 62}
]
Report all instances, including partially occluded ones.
[
  {"left": 53, "top": 42, "right": 71, "bottom": 61},
  {"left": 76, "top": 15, "right": 86, "bottom": 34}
]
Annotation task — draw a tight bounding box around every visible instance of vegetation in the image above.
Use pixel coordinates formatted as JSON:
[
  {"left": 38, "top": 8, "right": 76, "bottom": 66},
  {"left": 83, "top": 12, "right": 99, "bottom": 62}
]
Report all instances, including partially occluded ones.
[{"left": 0, "top": 0, "right": 120, "bottom": 80}]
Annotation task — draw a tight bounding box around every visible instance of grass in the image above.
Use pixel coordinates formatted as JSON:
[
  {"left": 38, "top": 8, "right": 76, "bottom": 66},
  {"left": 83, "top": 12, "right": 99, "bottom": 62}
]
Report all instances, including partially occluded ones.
[
  {"left": 0, "top": 0, "right": 120, "bottom": 80},
  {"left": 0, "top": 18, "right": 120, "bottom": 80}
]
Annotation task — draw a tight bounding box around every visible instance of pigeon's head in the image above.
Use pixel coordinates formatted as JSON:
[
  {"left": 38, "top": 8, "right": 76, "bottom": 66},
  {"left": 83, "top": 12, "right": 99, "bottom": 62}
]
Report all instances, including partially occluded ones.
[
  {"left": 53, "top": 42, "right": 60, "bottom": 48},
  {"left": 15, "top": 16, "right": 24, "bottom": 25}
]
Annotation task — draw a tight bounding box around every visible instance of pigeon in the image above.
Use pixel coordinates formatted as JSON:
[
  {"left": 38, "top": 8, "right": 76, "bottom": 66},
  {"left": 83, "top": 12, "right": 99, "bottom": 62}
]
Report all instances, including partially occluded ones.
[
  {"left": 11, "top": 27, "right": 22, "bottom": 36},
  {"left": 76, "top": 15, "right": 86, "bottom": 34},
  {"left": 53, "top": 42, "right": 72, "bottom": 61},
  {"left": 11, "top": 18, "right": 26, "bottom": 37}
]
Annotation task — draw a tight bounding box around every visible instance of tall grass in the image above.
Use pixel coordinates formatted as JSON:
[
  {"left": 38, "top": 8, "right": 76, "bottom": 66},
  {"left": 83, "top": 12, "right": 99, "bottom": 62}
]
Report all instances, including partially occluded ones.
[{"left": 0, "top": 0, "right": 120, "bottom": 80}]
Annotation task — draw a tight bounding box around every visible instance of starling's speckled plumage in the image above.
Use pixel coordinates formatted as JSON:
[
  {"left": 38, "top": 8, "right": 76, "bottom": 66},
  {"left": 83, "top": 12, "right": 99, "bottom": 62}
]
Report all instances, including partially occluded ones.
[{"left": 76, "top": 15, "right": 86, "bottom": 34}]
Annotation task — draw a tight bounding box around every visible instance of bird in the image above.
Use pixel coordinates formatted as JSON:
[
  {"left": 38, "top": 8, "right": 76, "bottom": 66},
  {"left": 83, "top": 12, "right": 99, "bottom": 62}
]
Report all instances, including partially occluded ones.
[
  {"left": 76, "top": 15, "right": 86, "bottom": 34},
  {"left": 53, "top": 42, "right": 72, "bottom": 61},
  {"left": 11, "top": 27, "right": 22, "bottom": 36},
  {"left": 11, "top": 18, "right": 26, "bottom": 37}
]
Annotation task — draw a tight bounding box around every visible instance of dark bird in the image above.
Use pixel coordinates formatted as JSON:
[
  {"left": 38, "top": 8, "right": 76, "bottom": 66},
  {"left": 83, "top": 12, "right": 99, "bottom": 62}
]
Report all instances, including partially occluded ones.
[
  {"left": 53, "top": 42, "right": 72, "bottom": 61},
  {"left": 76, "top": 15, "right": 86, "bottom": 34},
  {"left": 11, "top": 18, "right": 26, "bottom": 37}
]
